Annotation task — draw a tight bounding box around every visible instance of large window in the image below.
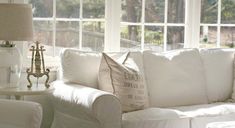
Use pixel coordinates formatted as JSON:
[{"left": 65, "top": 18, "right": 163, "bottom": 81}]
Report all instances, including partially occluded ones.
[
  {"left": 200, "top": 0, "right": 235, "bottom": 48},
  {"left": 120, "top": 0, "right": 185, "bottom": 51},
  {"left": 30, "top": 0, "right": 186, "bottom": 55},
  {"left": 2, "top": 0, "right": 235, "bottom": 62},
  {"left": 29, "top": 0, "right": 105, "bottom": 56}
]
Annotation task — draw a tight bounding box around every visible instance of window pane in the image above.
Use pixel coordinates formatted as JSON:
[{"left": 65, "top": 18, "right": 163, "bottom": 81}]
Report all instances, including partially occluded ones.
[
  {"left": 56, "top": 0, "right": 80, "bottom": 18},
  {"left": 201, "top": 0, "right": 218, "bottom": 23},
  {"left": 121, "top": 0, "right": 142, "bottom": 22},
  {"left": 167, "top": 26, "right": 184, "bottom": 50},
  {"left": 144, "top": 26, "right": 164, "bottom": 51},
  {"left": 221, "top": 27, "right": 235, "bottom": 48},
  {"left": 121, "top": 25, "right": 141, "bottom": 51},
  {"left": 145, "top": 0, "right": 165, "bottom": 23},
  {"left": 29, "top": 0, "right": 53, "bottom": 18},
  {"left": 83, "top": 0, "right": 105, "bottom": 18},
  {"left": 199, "top": 26, "right": 217, "bottom": 48},
  {"left": 221, "top": 0, "right": 235, "bottom": 24},
  {"left": 82, "top": 22, "right": 104, "bottom": 51},
  {"left": 168, "top": 0, "right": 185, "bottom": 23},
  {"left": 56, "top": 21, "right": 79, "bottom": 48},
  {"left": 31, "top": 21, "right": 53, "bottom": 56}
]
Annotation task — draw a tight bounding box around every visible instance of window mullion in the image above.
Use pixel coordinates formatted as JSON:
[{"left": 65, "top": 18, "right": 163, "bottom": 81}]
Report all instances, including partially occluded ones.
[
  {"left": 163, "top": 0, "right": 168, "bottom": 51},
  {"left": 185, "top": 0, "right": 201, "bottom": 48},
  {"left": 53, "top": 0, "right": 56, "bottom": 57},
  {"left": 141, "top": 0, "right": 145, "bottom": 50},
  {"left": 217, "top": 0, "right": 221, "bottom": 48},
  {"left": 104, "top": 0, "right": 121, "bottom": 52},
  {"left": 79, "top": 0, "right": 83, "bottom": 50}
]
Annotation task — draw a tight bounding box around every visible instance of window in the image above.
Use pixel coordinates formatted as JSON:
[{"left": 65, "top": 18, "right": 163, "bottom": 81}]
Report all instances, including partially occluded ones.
[
  {"left": 200, "top": 0, "right": 235, "bottom": 48},
  {"left": 2, "top": 0, "right": 235, "bottom": 63},
  {"left": 29, "top": 0, "right": 105, "bottom": 57},
  {"left": 120, "top": 0, "right": 185, "bottom": 51}
]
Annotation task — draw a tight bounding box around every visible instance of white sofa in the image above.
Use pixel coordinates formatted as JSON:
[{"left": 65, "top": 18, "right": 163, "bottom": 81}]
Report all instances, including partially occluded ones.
[
  {"left": 0, "top": 99, "right": 42, "bottom": 128},
  {"left": 51, "top": 48, "right": 235, "bottom": 128}
]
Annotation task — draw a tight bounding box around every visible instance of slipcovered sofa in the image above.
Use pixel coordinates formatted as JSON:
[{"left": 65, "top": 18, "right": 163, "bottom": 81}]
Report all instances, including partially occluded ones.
[
  {"left": 51, "top": 48, "right": 235, "bottom": 128},
  {"left": 0, "top": 99, "right": 42, "bottom": 128}
]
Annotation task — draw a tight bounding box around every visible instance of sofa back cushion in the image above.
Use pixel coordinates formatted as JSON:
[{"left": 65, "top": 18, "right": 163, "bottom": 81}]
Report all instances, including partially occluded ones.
[
  {"left": 143, "top": 49, "right": 208, "bottom": 107},
  {"left": 61, "top": 49, "right": 101, "bottom": 88},
  {"left": 60, "top": 49, "right": 145, "bottom": 89},
  {"left": 200, "top": 49, "right": 235, "bottom": 103}
]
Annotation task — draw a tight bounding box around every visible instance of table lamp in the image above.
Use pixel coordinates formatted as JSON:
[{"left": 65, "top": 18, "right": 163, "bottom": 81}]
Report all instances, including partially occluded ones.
[{"left": 0, "top": 4, "right": 33, "bottom": 88}]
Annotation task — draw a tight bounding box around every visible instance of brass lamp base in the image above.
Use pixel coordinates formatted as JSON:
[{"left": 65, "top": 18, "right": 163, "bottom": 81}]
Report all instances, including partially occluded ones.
[{"left": 0, "top": 41, "right": 15, "bottom": 47}]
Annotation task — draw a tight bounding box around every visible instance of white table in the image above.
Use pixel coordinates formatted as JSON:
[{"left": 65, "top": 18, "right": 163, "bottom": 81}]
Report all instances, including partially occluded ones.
[
  {"left": 207, "top": 121, "right": 235, "bottom": 128},
  {"left": 0, "top": 85, "right": 54, "bottom": 100}
]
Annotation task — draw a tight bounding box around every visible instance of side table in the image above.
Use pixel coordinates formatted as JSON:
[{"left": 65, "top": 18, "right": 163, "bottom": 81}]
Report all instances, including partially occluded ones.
[{"left": 0, "top": 85, "right": 54, "bottom": 100}]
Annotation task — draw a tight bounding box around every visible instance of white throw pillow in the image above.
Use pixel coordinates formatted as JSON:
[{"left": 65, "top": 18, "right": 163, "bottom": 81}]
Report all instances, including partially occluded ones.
[
  {"left": 61, "top": 49, "right": 101, "bottom": 88},
  {"left": 200, "top": 49, "right": 235, "bottom": 103},
  {"left": 143, "top": 49, "right": 208, "bottom": 107},
  {"left": 98, "top": 52, "right": 149, "bottom": 112}
]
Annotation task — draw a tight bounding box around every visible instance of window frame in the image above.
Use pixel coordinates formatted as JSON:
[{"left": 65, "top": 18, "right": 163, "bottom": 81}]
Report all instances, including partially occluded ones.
[
  {"left": 120, "top": 0, "right": 187, "bottom": 51},
  {"left": 21, "top": 0, "right": 107, "bottom": 66},
  {"left": 8, "top": 0, "right": 234, "bottom": 67},
  {"left": 200, "top": 0, "right": 235, "bottom": 48}
]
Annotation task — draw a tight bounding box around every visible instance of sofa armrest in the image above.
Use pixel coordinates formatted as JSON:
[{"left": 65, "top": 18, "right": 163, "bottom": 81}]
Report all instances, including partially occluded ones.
[
  {"left": 52, "top": 80, "right": 122, "bottom": 128},
  {"left": 0, "top": 99, "right": 42, "bottom": 128}
]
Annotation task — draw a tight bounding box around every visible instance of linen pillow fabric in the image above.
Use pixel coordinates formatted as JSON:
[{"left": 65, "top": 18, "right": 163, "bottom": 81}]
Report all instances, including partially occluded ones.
[
  {"left": 98, "top": 52, "right": 149, "bottom": 112},
  {"left": 143, "top": 49, "right": 208, "bottom": 108},
  {"left": 200, "top": 49, "right": 235, "bottom": 103}
]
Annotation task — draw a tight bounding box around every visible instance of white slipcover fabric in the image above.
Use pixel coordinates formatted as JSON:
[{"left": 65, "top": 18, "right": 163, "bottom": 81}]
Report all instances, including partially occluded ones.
[
  {"left": 200, "top": 49, "right": 235, "bottom": 103},
  {"left": 143, "top": 49, "right": 208, "bottom": 107},
  {"left": 51, "top": 80, "right": 122, "bottom": 128},
  {"left": 61, "top": 49, "right": 101, "bottom": 88},
  {"left": 207, "top": 121, "right": 235, "bottom": 128},
  {"left": 172, "top": 102, "right": 235, "bottom": 128},
  {"left": 122, "top": 108, "right": 189, "bottom": 128},
  {"left": 0, "top": 99, "right": 42, "bottom": 128},
  {"left": 53, "top": 48, "right": 235, "bottom": 128},
  {"left": 123, "top": 103, "right": 235, "bottom": 128},
  {"left": 24, "top": 95, "right": 54, "bottom": 128}
]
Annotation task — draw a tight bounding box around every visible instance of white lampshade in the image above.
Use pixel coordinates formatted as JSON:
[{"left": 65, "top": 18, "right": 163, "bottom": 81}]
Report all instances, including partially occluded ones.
[
  {"left": 0, "top": 4, "right": 33, "bottom": 88},
  {"left": 0, "top": 3, "right": 33, "bottom": 41}
]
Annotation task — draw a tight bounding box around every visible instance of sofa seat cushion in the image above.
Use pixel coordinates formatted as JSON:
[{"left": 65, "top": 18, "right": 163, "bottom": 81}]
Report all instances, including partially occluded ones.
[
  {"left": 172, "top": 102, "right": 235, "bottom": 128},
  {"left": 123, "top": 103, "right": 235, "bottom": 128},
  {"left": 206, "top": 121, "right": 235, "bottom": 128},
  {"left": 122, "top": 108, "right": 190, "bottom": 128}
]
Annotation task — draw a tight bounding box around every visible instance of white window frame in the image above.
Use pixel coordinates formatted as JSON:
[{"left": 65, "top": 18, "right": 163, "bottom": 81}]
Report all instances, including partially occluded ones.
[
  {"left": 21, "top": 0, "right": 107, "bottom": 66},
  {"left": 185, "top": 0, "right": 201, "bottom": 48},
  {"left": 7, "top": 0, "right": 234, "bottom": 67},
  {"left": 119, "top": 0, "right": 187, "bottom": 51},
  {"left": 200, "top": 0, "right": 235, "bottom": 48}
]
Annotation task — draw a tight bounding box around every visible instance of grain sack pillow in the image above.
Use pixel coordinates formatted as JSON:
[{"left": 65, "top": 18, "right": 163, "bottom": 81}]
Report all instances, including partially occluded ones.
[{"left": 98, "top": 52, "right": 149, "bottom": 112}]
